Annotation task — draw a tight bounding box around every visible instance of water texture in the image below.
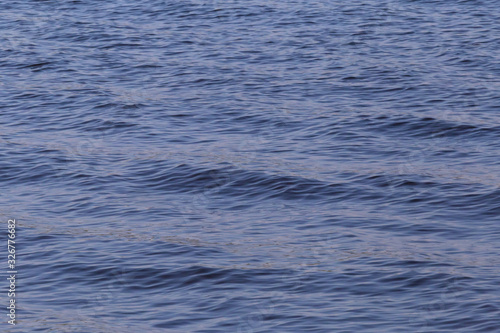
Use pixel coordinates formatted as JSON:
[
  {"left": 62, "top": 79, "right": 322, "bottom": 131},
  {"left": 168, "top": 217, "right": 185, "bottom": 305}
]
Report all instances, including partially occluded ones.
[{"left": 1, "top": 0, "right": 499, "bottom": 332}]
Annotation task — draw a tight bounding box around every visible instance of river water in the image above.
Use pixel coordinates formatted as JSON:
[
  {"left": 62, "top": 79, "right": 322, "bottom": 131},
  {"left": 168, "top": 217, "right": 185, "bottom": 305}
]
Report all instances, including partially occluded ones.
[{"left": 1, "top": 0, "right": 499, "bottom": 332}]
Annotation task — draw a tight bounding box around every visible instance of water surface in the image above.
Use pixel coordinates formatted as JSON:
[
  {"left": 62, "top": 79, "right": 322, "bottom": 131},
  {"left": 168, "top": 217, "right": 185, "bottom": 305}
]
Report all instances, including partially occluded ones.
[{"left": 1, "top": 0, "right": 499, "bottom": 332}]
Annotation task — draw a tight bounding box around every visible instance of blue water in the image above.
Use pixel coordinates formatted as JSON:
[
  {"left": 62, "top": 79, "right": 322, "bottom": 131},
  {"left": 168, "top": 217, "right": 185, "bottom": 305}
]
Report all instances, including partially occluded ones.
[{"left": 1, "top": 1, "right": 500, "bottom": 332}]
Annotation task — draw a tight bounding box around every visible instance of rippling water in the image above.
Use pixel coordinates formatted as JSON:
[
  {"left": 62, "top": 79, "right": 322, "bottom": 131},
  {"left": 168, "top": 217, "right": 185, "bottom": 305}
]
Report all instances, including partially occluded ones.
[{"left": 1, "top": 0, "right": 500, "bottom": 332}]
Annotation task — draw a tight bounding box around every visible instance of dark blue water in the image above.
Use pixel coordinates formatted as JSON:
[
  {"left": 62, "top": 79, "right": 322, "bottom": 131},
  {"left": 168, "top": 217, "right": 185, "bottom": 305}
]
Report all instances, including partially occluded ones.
[{"left": 1, "top": 1, "right": 499, "bottom": 332}]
